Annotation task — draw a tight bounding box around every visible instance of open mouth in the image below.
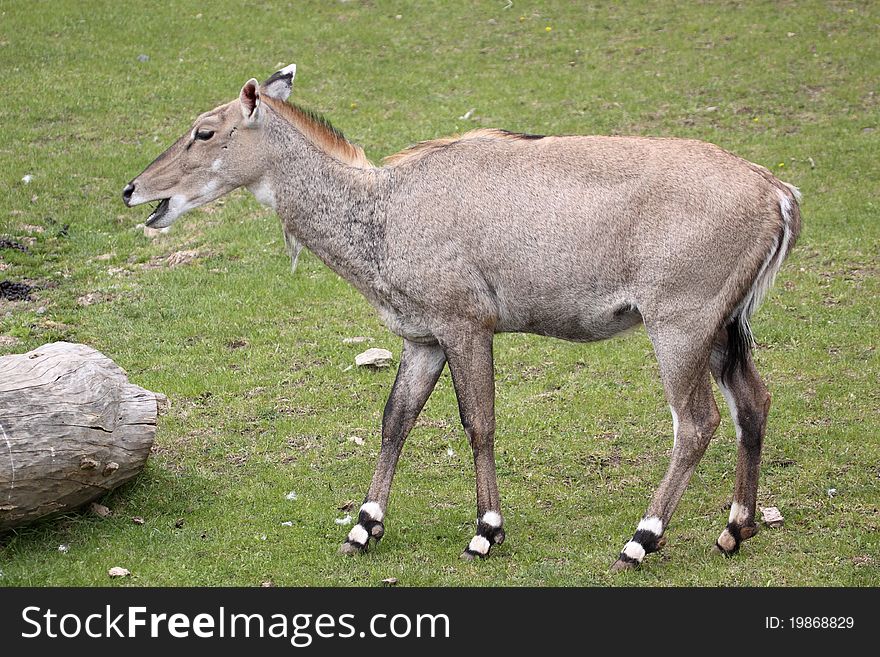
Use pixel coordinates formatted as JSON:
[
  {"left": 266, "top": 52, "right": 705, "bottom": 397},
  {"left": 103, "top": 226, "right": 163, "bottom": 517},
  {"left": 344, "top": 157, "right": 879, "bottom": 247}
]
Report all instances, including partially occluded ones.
[{"left": 146, "top": 198, "right": 170, "bottom": 226}]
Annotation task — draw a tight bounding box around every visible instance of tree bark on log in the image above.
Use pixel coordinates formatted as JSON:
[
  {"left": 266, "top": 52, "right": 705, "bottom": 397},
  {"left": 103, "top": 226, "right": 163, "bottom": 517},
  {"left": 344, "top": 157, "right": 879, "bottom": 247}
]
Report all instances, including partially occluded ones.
[{"left": 0, "top": 342, "right": 160, "bottom": 531}]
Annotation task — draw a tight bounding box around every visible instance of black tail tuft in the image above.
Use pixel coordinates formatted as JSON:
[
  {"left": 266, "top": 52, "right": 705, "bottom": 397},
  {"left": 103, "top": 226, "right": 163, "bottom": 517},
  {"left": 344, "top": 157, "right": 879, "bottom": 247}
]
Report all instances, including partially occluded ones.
[{"left": 722, "top": 315, "right": 752, "bottom": 382}]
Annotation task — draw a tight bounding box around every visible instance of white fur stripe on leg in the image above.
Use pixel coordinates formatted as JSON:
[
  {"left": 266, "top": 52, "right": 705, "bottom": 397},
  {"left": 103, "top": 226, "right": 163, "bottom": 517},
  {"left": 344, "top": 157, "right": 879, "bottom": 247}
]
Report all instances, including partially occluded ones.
[
  {"left": 481, "top": 511, "right": 502, "bottom": 528},
  {"left": 718, "top": 381, "right": 743, "bottom": 441},
  {"left": 468, "top": 535, "right": 491, "bottom": 555},
  {"left": 347, "top": 524, "right": 369, "bottom": 546},
  {"left": 637, "top": 516, "right": 663, "bottom": 536},
  {"left": 359, "top": 502, "right": 384, "bottom": 522},
  {"left": 622, "top": 541, "right": 646, "bottom": 562},
  {"left": 729, "top": 501, "right": 748, "bottom": 525}
]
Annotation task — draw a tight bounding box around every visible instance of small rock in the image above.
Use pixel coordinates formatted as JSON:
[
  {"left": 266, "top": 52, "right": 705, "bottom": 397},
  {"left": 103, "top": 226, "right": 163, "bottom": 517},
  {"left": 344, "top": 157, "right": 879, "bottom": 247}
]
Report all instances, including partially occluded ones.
[
  {"left": 90, "top": 502, "right": 112, "bottom": 518},
  {"left": 446, "top": 447, "right": 455, "bottom": 457},
  {"left": 705, "top": 106, "right": 718, "bottom": 112},
  {"left": 760, "top": 506, "right": 784, "bottom": 527},
  {"left": 58, "top": 544, "right": 70, "bottom": 553},
  {"left": 137, "top": 54, "right": 149, "bottom": 62},
  {"left": 285, "top": 491, "right": 298, "bottom": 501},
  {"left": 21, "top": 174, "right": 33, "bottom": 184},
  {"left": 335, "top": 514, "right": 352, "bottom": 526},
  {"left": 108, "top": 567, "right": 131, "bottom": 578},
  {"left": 347, "top": 436, "right": 365, "bottom": 446},
  {"left": 132, "top": 516, "right": 145, "bottom": 525},
  {"left": 827, "top": 488, "right": 837, "bottom": 497},
  {"left": 35, "top": 306, "right": 46, "bottom": 315},
  {"left": 261, "top": 580, "right": 275, "bottom": 587},
  {"left": 381, "top": 577, "right": 398, "bottom": 586},
  {"left": 459, "top": 108, "right": 476, "bottom": 120},
  {"left": 281, "top": 521, "right": 293, "bottom": 527},
  {"left": 355, "top": 347, "right": 393, "bottom": 368},
  {"left": 343, "top": 336, "right": 368, "bottom": 344}
]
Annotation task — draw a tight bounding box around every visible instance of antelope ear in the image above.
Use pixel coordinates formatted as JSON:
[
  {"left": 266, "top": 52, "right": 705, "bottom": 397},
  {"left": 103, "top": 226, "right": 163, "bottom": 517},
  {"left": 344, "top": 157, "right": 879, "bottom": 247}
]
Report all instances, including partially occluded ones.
[
  {"left": 261, "top": 63, "right": 296, "bottom": 101},
  {"left": 239, "top": 78, "right": 261, "bottom": 123}
]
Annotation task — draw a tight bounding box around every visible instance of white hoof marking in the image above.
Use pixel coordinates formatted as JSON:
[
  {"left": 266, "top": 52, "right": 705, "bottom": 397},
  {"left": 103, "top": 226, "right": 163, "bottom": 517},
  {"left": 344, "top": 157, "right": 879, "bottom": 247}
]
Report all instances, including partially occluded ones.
[
  {"left": 468, "top": 535, "right": 491, "bottom": 555},
  {"left": 347, "top": 524, "right": 368, "bottom": 546},
  {"left": 622, "top": 541, "right": 646, "bottom": 562}
]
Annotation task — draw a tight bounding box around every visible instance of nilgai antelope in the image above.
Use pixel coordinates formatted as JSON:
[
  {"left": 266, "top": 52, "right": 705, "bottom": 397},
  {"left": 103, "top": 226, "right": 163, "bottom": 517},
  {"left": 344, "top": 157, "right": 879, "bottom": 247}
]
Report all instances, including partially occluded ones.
[{"left": 123, "top": 64, "right": 801, "bottom": 570}]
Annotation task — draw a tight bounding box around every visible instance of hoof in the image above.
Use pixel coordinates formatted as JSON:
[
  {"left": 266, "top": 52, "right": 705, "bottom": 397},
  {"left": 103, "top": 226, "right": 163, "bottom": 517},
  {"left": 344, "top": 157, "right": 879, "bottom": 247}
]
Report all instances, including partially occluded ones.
[
  {"left": 715, "top": 522, "right": 759, "bottom": 557},
  {"left": 462, "top": 520, "right": 505, "bottom": 560},
  {"left": 342, "top": 514, "right": 383, "bottom": 556},
  {"left": 713, "top": 543, "right": 735, "bottom": 557},
  {"left": 339, "top": 540, "right": 366, "bottom": 556},
  {"left": 714, "top": 525, "right": 741, "bottom": 556},
  {"left": 610, "top": 557, "right": 638, "bottom": 572}
]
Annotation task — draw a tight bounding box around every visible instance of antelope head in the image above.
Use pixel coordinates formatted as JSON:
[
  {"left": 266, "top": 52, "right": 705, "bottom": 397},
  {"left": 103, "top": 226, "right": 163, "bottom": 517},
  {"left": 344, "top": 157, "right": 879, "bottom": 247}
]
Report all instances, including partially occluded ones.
[{"left": 122, "top": 64, "right": 296, "bottom": 228}]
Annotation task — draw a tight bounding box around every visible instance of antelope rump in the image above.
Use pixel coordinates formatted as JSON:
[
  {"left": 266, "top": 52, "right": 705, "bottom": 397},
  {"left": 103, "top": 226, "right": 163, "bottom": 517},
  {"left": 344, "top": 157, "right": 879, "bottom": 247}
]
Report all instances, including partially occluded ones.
[{"left": 123, "top": 64, "right": 801, "bottom": 571}]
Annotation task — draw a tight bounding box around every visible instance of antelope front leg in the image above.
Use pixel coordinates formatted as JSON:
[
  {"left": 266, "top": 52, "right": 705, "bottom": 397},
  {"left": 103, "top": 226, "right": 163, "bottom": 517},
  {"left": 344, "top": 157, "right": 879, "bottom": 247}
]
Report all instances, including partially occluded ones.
[
  {"left": 340, "top": 340, "right": 446, "bottom": 555},
  {"left": 442, "top": 329, "right": 505, "bottom": 560}
]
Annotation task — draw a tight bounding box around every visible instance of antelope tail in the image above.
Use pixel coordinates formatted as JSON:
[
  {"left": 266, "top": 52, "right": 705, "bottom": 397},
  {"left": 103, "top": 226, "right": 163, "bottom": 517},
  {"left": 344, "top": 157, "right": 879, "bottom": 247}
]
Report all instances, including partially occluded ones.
[{"left": 722, "top": 183, "right": 802, "bottom": 381}]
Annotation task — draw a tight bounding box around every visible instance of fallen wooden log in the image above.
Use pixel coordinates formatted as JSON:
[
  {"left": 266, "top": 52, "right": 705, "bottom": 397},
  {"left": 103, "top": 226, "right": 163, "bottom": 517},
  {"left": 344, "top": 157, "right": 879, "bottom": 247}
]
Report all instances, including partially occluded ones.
[{"left": 0, "top": 342, "right": 160, "bottom": 531}]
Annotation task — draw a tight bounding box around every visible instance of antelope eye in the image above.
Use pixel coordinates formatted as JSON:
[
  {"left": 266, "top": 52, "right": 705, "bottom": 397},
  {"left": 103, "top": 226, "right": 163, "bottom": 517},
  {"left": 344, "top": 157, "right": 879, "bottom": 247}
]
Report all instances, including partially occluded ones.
[{"left": 195, "top": 129, "right": 215, "bottom": 141}]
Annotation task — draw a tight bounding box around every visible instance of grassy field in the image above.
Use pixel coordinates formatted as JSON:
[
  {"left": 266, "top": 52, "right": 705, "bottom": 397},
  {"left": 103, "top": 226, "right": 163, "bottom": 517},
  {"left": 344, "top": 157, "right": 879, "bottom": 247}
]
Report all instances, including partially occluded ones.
[{"left": 0, "top": 0, "right": 877, "bottom": 586}]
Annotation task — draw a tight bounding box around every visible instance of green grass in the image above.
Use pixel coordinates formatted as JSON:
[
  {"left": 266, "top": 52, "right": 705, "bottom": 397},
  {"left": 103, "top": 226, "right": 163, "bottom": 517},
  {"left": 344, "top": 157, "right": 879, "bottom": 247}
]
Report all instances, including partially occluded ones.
[{"left": 0, "top": 0, "right": 877, "bottom": 586}]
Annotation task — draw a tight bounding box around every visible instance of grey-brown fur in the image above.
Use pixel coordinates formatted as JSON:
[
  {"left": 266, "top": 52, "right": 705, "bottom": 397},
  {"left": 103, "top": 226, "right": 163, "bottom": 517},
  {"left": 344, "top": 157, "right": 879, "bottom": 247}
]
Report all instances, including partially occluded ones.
[{"left": 123, "top": 66, "right": 801, "bottom": 569}]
